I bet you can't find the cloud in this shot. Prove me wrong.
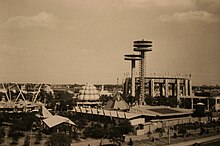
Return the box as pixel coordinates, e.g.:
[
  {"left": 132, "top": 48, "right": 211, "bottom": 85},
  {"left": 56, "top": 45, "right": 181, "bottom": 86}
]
[
  {"left": 152, "top": 0, "right": 193, "bottom": 8},
  {"left": 194, "top": 0, "right": 220, "bottom": 13},
  {"left": 1, "top": 12, "right": 61, "bottom": 29},
  {"left": 114, "top": 0, "right": 193, "bottom": 9},
  {"left": 81, "top": 49, "right": 89, "bottom": 53},
  {"left": 0, "top": 44, "right": 29, "bottom": 57},
  {"left": 159, "top": 11, "right": 219, "bottom": 23}
]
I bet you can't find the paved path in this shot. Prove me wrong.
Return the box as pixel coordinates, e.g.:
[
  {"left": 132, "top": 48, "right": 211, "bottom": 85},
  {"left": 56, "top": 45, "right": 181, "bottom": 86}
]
[
  {"left": 71, "top": 135, "right": 150, "bottom": 146},
  {"left": 71, "top": 139, "right": 101, "bottom": 146},
  {"left": 71, "top": 133, "right": 220, "bottom": 146},
  {"left": 169, "top": 134, "right": 220, "bottom": 146}
]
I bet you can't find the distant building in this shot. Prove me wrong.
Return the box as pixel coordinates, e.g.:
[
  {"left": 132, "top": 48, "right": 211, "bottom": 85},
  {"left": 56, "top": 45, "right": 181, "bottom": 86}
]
[
  {"left": 124, "top": 76, "right": 192, "bottom": 99},
  {"left": 99, "top": 85, "right": 113, "bottom": 97},
  {"left": 180, "top": 95, "right": 220, "bottom": 112}
]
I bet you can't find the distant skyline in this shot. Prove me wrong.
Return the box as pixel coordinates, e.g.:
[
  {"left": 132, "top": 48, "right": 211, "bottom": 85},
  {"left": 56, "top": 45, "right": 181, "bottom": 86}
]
[{"left": 0, "top": 0, "right": 219, "bottom": 85}]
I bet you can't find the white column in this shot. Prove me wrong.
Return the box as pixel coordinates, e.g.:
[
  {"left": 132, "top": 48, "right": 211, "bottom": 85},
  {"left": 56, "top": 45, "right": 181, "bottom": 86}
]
[
  {"left": 188, "top": 80, "right": 192, "bottom": 96},
  {"left": 176, "top": 79, "right": 180, "bottom": 100},
  {"left": 165, "top": 79, "right": 169, "bottom": 97},
  {"left": 150, "top": 79, "right": 155, "bottom": 97},
  {"left": 185, "top": 79, "right": 188, "bottom": 96}
]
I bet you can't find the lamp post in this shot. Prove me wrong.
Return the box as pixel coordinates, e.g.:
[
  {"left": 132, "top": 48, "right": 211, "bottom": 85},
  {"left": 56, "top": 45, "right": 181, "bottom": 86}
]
[
  {"left": 168, "top": 124, "right": 170, "bottom": 145},
  {"left": 30, "top": 122, "right": 33, "bottom": 146},
  {"left": 66, "top": 105, "right": 69, "bottom": 111}
]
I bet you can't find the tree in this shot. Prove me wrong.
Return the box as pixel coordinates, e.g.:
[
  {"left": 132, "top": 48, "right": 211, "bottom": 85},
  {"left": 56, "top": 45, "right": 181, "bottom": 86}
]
[
  {"left": 178, "top": 128, "right": 187, "bottom": 137},
  {"left": 173, "top": 132, "right": 177, "bottom": 138},
  {"left": 10, "top": 131, "right": 20, "bottom": 144},
  {"left": 128, "top": 138, "right": 133, "bottom": 146},
  {"left": 83, "top": 123, "right": 105, "bottom": 139},
  {"left": 167, "top": 97, "right": 178, "bottom": 107},
  {"left": 0, "top": 127, "right": 5, "bottom": 144},
  {"left": 106, "top": 126, "right": 124, "bottom": 145},
  {"left": 104, "top": 120, "right": 133, "bottom": 145},
  {"left": 23, "top": 135, "right": 30, "bottom": 146},
  {"left": 117, "top": 120, "right": 133, "bottom": 134},
  {"left": 199, "top": 127, "right": 206, "bottom": 135},
  {"left": 53, "top": 91, "right": 75, "bottom": 112},
  {"left": 45, "top": 132, "right": 71, "bottom": 146},
  {"left": 34, "top": 130, "right": 42, "bottom": 144},
  {"left": 11, "top": 113, "right": 36, "bottom": 131},
  {"left": 145, "top": 95, "right": 155, "bottom": 106},
  {"left": 155, "top": 127, "right": 165, "bottom": 137},
  {"left": 126, "top": 95, "right": 137, "bottom": 106},
  {"left": 74, "top": 116, "right": 88, "bottom": 130},
  {"left": 156, "top": 96, "right": 168, "bottom": 106},
  {"left": 179, "top": 98, "right": 191, "bottom": 109}
]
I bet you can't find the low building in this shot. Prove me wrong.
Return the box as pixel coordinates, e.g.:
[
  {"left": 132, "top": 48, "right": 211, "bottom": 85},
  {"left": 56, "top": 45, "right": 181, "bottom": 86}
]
[
  {"left": 180, "top": 95, "right": 220, "bottom": 111},
  {"left": 43, "top": 115, "right": 76, "bottom": 136},
  {"left": 105, "top": 93, "right": 129, "bottom": 111}
]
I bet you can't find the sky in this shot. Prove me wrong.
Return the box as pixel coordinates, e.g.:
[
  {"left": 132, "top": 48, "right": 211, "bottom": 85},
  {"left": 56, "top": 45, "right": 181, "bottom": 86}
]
[{"left": 0, "top": 0, "right": 219, "bottom": 85}]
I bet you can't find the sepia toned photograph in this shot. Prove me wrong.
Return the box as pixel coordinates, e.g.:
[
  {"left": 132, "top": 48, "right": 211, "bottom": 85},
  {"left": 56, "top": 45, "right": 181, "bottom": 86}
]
[{"left": 0, "top": 0, "right": 220, "bottom": 145}]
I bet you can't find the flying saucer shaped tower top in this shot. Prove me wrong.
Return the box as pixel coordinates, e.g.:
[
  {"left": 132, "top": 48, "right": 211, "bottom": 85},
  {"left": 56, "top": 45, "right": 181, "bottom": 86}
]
[{"left": 124, "top": 54, "right": 141, "bottom": 97}]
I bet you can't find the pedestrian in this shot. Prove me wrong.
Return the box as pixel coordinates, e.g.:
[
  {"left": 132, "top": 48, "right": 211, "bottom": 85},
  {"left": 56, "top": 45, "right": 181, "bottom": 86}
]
[{"left": 128, "top": 138, "right": 133, "bottom": 146}]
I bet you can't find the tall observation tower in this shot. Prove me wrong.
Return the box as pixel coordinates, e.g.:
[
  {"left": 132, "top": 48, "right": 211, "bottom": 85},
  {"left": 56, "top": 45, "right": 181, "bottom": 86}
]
[
  {"left": 133, "top": 39, "right": 152, "bottom": 105},
  {"left": 124, "top": 54, "right": 141, "bottom": 97}
]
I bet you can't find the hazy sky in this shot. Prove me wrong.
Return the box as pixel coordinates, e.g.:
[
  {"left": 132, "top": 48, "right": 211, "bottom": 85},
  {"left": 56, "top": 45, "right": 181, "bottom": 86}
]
[{"left": 0, "top": 0, "right": 219, "bottom": 85}]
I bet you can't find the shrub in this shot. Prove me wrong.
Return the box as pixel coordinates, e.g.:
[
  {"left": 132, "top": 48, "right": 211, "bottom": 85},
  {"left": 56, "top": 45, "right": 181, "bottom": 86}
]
[
  {"left": 83, "top": 123, "right": 105, "bottom": 139},
  {"left": 178, "top": 128, "right": 187, "bottom": 137}
]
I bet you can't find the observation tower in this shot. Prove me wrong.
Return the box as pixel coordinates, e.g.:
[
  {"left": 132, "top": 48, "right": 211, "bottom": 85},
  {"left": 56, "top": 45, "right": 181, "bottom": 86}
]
[
  {"left": 133, "top": 39, "right": 152, "bottom": 105},
  {"left": 124, "top": 54, "right": 141, "bottom": 97}
]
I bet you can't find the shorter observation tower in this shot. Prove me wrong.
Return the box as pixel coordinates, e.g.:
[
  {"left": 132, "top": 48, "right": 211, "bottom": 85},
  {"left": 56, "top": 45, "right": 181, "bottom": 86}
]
[
  {"left": 133, "top": 39, "right": 152, "bottom": 105},
  {"left": 124, "top": 54, "right": 141, "bottom": 98}
]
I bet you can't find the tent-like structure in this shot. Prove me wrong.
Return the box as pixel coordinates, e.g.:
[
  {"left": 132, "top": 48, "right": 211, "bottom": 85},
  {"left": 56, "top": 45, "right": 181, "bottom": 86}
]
[
  {"left": 105, "top": 93, "right": 129, "bottom": 111},
  {"left": 41, "top": 105, "right": 53, "bottom": 119},
  {"left": 78, "top": 83, "right": 100, "bottom": 101},
  {"left": 99, "top": 85, "right": 112, "bottom": 97},
  {"left": 43, "top": 115, "right": 75, "bottom": 128}
]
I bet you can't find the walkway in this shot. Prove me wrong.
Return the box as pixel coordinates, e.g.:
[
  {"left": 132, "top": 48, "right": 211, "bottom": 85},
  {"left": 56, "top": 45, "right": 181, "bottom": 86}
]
[
  {"left": 71, "top": 133, "right": 220, "bottom": 146},
  {"left": 169, "top": 134, "right": 220, "bottom": 146}
]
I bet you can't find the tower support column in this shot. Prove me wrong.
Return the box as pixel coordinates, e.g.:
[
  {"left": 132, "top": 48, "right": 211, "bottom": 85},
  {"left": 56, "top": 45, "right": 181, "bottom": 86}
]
[
  {"left": 188, "top": 80, "right": 192, "bottom": 96},
  {"left": 159, "top": 83, "right": 163, "bottom": 97},
  {"left": 124, "top": 54, "right": 141, "bottom": 98},
  {"left": 172, "top": 83, "right": 175, "bottom": 97},
  {"left": 131, "top": 60, "right": 136, "bottom": 97},
  {"left": 165, "top": 79, "right": 169, "bottom": 97},
  {"left": 191, "top": 98, "right": 194, "bottom": 109},
  {"left": 150, "top": 79, "right": 154, "bottom": 97},
  {"left": 184, "top": 79, "right": 188, "bottom": 96},
  {"left": 176, "top": 79, "right": 180, "bottom": 100}
]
